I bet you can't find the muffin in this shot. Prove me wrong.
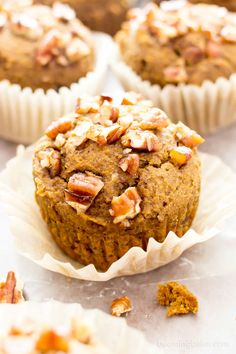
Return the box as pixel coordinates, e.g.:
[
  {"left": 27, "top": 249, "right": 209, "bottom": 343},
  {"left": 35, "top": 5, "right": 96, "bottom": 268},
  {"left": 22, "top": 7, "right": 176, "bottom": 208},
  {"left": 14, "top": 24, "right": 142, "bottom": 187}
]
[
  {"left": 0, "top": 2, "right": 94, "bottom": 90},
  {"left": 33, "top": 92, "right": 204, "bottom": 271},
  {"left": 190, "top": 0, "right": 236, "bottom": 12},
  {"left": 35, "top": 0, "right": 129, "bottom": 35},
  {"left": 116, "top": 2, "right": 236, "bottom": 86}
]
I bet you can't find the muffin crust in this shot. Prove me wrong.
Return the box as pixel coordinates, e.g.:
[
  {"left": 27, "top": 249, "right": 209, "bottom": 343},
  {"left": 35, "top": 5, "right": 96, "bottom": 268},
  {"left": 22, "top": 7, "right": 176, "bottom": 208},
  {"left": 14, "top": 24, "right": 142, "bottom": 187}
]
[{"left": 33, "top": 93, "right": 204, "bottom": 270}]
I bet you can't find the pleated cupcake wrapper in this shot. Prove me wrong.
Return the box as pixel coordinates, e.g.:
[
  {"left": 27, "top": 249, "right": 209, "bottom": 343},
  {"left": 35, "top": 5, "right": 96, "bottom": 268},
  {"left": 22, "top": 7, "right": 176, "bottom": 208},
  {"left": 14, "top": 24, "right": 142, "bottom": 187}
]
[
  {"left": 0, "top": 146, "right": 236, "bottom": 281},
  {"left": 0, "top": 33, "right": 112, "bottom": 145},
  {"left": 110, "top": 46, "right": 236, "bottom": 135},
  {"left": 0, "top": 301, "right": 158, "bottom": 354}
]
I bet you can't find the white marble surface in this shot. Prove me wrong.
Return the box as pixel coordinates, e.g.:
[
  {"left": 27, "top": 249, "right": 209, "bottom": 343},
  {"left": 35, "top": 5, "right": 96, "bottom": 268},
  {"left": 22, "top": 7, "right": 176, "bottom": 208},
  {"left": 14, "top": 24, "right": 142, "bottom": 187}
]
[{"left": 0, "top": 74, "right": 236, "bottom": 354}]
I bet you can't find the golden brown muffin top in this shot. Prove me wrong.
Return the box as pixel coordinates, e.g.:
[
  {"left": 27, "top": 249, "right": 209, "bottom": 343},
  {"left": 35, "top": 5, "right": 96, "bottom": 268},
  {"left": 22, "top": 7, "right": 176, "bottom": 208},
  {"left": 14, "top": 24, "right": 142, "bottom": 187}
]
[
  {"left": 0, "top": 2, "right": 93, "bottom": 67},
  {"left": 35, "top": 93, "right": 204, "bottom": 225}
]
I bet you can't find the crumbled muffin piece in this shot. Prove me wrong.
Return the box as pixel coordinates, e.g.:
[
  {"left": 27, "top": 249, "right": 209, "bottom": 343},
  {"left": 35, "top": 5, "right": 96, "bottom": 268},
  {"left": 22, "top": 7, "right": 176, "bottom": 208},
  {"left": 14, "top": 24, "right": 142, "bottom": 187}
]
[
  {"left": 157, "top": 281, "right": 198, "bottom": 317},
  {"left": 111, "top": 296, "right": 132, "bottom": 317}
]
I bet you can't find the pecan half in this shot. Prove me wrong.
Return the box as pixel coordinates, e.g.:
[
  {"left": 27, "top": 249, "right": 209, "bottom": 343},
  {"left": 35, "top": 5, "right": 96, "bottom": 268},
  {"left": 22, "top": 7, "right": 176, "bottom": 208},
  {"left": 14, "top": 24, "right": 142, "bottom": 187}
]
[
  {"left": 175, "top": 122, "right": 205, "bottom": 148},
  {"left": 110, "top": 187, "right": 141, "bottom": 224},
  {"left": 36, "top": 330, "right": 69, "bottom": 352},
  {"left": 38, "top": 148, "right": 61, "bottom": 178},
  {"left": 139, "top": 108, "right": 169, "bottom": 130},
  {"left": 10, "top": 13, "right": 43, "bottom": 40},
  {"left": 52, "top": 2, "right": 76, "bottom": 23},
  {"left": 121, "top": 129, "right": 160, "bottom": 152},
  {"left": 65, "top": 173, "right": 104, "bottom": 212},
  {"left": 170, "top": 146, "right": 192, "bottom": 166},
  {"left": 0, "top": 272, "right": 24, "bottom": 304},
  {"left": 45, "top": 114, "right": 75, "bottom": 140},
  {"left": 119, "top": 154, "right": 140, "bottom": 175},
  {"left": 111, "top": 296, "right": 132, "bottom": 317}
]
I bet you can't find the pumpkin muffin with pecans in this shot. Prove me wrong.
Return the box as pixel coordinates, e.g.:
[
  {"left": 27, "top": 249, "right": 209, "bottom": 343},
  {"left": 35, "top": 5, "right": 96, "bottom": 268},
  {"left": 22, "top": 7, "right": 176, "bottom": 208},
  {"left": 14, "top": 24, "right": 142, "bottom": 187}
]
[
  {"left": 0, "top": 2, "right": 94, "bottom": 90},
  {"left": 33, "top": 93, "right": 204, "bottom": 271},
  {"left": 35, "top": 0, "right": 129, "bottom": 35},
  {"left": 116, "top": 1, "right": 236, "bottom": 86}
]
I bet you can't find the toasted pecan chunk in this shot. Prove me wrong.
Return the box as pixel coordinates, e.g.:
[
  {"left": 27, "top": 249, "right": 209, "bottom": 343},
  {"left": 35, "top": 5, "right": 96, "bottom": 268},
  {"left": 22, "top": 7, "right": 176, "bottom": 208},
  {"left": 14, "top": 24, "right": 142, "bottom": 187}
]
[
  {"left": 111, "top": 296, "right": 132, "bottom": 317},
  {"left": 157, "top": 281, "right": 198, "bottom": 317},
  {"left": 38, "top": 148, "right": 61, "bottom": 178},
  {"left": 65, "top": 173, "right": 104, "bottom": 212},
  {"left": 110, "top": 187, "right": 141, "bottom": 224},
  {"left": 175, "top": 122, "right": 205, "bottom": 148},
  {"left": 71, "top": 322, "right": 91, "bottom": 345},
  {"left": 36, "top": 330, "right": 69, "bottom": 352},
  {"left": 139, "top": 108, "right": 169, "bottom": 130},
  {"left": 0, "top": 272, "right": 24, "bottom": 304},
  {"left": 121, "top": 129, "right": 160, "bottom": 152},
  {"left": 45, "top": 115, "right": 75, "bottom": 140},
  {"left": 170, "top": 146, "right": 192, "bottom": 166},
  {"left": 119, "top": 154, "right": 139, "bottom": 175},
  {"left": 52, "top": 2, "right": 76, "bottom": 23}
]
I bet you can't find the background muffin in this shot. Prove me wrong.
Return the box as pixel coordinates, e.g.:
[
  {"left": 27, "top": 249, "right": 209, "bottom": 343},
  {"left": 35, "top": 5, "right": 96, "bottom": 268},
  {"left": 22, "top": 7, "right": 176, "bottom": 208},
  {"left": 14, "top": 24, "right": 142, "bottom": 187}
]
[
  {"left": 189, "top": 0, "right": 236, "bottom": 12},
  {"left": 116, "top": 2, "right": 236, "bottom": 86},
  {"left": 35, "top": 0, "right": 130, "bottom": 35},
  {"left": 33, "top": 93, "right": 204, "bottom": 271},
  {"left": 0, "top": 2, "right": 94, "bottom": 90}
]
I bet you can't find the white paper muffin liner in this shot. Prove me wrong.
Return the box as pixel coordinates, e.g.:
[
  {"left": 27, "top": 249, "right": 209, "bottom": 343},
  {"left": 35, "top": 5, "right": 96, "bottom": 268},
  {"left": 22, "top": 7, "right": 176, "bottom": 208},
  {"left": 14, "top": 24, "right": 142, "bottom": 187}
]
[
  {"left": 110, "top": 46, "right": 236, "bottom": 135},
  {"left": 0, "top": 301, "right": 159, "bottom": 354},
  {"left": 0, "top": 33, "right": 112, "bottom": 145},
  {"left": 0, "top": 146, "right": 236, "bottom": 281}
]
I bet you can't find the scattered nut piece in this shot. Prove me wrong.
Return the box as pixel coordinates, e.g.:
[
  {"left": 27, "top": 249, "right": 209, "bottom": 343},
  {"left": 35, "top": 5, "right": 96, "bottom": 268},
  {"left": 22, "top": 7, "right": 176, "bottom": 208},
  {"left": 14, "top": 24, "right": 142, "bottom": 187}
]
[
  {"left": 0, "top": 272, "right": 24, "bottom": 304},
  {"left": 206, "top": 40, "right": 222, "bottom": 58},
  {"left": 163, "top": 66, "right": 187, "bottom": 84},
  {"left": 10, "top": 13, "right": 43, "bottom": 40},
  {"left": 221, "top": 25, "right": 236, "bottom": 43},
  {"left": 170, "top": 146, "right": 192, "bottom": 166},
  {"left": 175, "top": 122, "right": 205, "bottom": 148},
  {"left": 110, "top": 187, "right": 141, "bottom": 224},
  {"left": 38, "top": 148, "right": 61, "bottom": 178},
  {"left": 119, "top": 154, "right": 139, "bottom": 175},
  {"left": 36, "top": 330, "right": 69, "bottom": 352},
  {"left": 139, "top": 108, "right": 169, "bottom": 130},
  {"left": 65, "top": 173, "right": 104, "bottom": 212},
  {"left": 121, "top": 129, "right": 160, "bottom": 152},
  {"left": 45, "top": 114, "right": 75, "bottom": 140},
  {"left": 111, "top": 296, "right": 132, "bottom": 317},
  {"left": 157, "top": 281, "right": 198, "bottom": 317},
  {"left": 66, "top": 38, "right": 90, "bottom": 62},
  {"left": 121, "top": 92, "right": 142, "bottom": 105},
  {"left": 36, "top": 29, "right": 65, "bottom": 66},
  {"left": 71, "top": 321, "right": 91, "bottom": 345},
  {"left": 52, "top": 2, "right": 76, "bottom": 23}
]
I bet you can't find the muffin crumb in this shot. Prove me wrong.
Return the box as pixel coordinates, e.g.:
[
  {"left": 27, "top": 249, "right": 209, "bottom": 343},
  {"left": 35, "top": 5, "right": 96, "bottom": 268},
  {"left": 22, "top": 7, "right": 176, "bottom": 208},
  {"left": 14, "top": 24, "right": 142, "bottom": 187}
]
[
  {"left": 157, "top": 281, "right": 198, "bottom": 317},
  {"left": 111, "top": 296, "right": 132, "bottom": 317}
]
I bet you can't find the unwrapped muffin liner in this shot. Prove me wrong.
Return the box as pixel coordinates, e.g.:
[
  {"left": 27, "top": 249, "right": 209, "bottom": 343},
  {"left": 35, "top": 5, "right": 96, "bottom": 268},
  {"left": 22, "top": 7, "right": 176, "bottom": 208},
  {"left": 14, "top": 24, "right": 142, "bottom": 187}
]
[
  {"left": 110, "top": 46, "right": 236, "bottom": 135},
  {"left": 0, "top": 301, "right": 158, "bottom": 354},
  {"left": 0, "top": 33, "right": 112, "bottom": 145},
  {"left": 0, "top": 146, "right": 236, "bottom": 281}
]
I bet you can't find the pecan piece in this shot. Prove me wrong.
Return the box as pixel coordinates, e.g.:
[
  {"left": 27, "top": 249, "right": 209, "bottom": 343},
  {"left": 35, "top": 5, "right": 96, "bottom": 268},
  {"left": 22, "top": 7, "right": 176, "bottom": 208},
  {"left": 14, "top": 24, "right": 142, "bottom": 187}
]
[
  {"left": 139, "top": 108, "right": 169, "bottom": 130},
  {"left": 182, "top": 46, "right": 204, "bottom": 65},
  {"left": 45, "top": 114, "right": 75, "bottom": 140},
  {"left": 52, "top": 2, "right": 76, "bottom": 23},
  {"left": 36, "top": 29, "right": 64, "bottom": 66},
  {"left": 71, "top": 321, "right": 91, "bottom": 344},
  {"left": 36, "top": 330, "right": 69, "bottom": 352},
  {"left": 66, "top": 38, "right": 90, "bottom": 62},
  {"left": 0, "top": 272, "right": 24, "bottom": 304},
  {"left": 87, "top": 124, "right": 121, "bottom": 145},
  {"left": 111, "top": 296, "right": 132, "bottom": 317},
  {"left": 76, "top": 97, "right": 100, "bottom": 114},
  {"left": 221, "top": 25, "right": 236, "bottom": 43},
  {"left": 170, "top": 146, "right": 192, "bottom": 166},
  {"left": 119, "top": 154, "right": 139, "bottom": 175},
  {"left": 99, "top": 103, "right": 119, "bottom": 125},
  {"left": 110, "top": 187, "right": 141, "bottom": 224},
  {"left": 206, "top": 40, "right": 223, "bottom": 58},
  {"left": 175, "top": 122, "right": 205, "bottom": 148},
  {"left": 163, "top": 66, "right": 187, "bottom": 84},
  {"left": 121, "top": 129, "right": 160, "bottom": 152},
  {"left": 10, "top": 13, "right": 43, "bottom": 40},
  {"left": 38, "top": 149, "right": 61, "bottom": 178},
  {"left": 65, "top": 173, "right": 104, "bottom": 212},
  {"left": 121, "top": 92, "right": 142, "bottom": 105}
]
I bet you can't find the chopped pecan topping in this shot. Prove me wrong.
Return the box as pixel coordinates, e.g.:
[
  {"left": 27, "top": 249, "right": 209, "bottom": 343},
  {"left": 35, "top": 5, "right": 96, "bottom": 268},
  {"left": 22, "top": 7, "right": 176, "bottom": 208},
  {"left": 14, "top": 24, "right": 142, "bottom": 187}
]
[
  {"left": 175, "top": 122, "right": 205, "bottom": 148},
  {"left": 0, "top": 13, "right": 7, "bottom": 30},
  {"left": 52, "top": 2, "right": 76, "bottom": 23},
  {"left": 121, "top": 92, "right": 143, "bottom": 105},
  {"left": 111, "top": 296, "right": 132, "bottom": 317},
  {"left": 71, "top": 322, "right": 91, "bottom": 344},
  {"left": 110, "top": 187, "right": 141, "bottom": 224},
  {"left": 66, "top": 38, "right": 90, "bottom": 62},
  {"left": 36, "top": 330, "right": 69, "bottom": 352},
  {"left": 119, "top": 154, "right": 139, "bottom": 175},
  {"left": 221, "top": 25, "right": 236, "bottom": 43},
  {"left": 45, "top": 114, "right": 75, "bottom": 140},
  {"left": 36, "top": 29, "right": 61, "bottom": 66},
  {"left": 206, "top": 40, "right": 223, "bottom": 58},
  {"left": 99, "top": 103, "right": 119, "bottom": 125},
  {"left": 38, "top": 149, "right": 61, "bottom": 178},
  {"left": 0, "top": 272, "right": 24, "bottom": 304},
  {"left": 76, "top": 97, "right": 100, "bottom": 114},
  {"left": 139, "top": 108, "right": 169, "bottom": 130},
  {"left": 182, "top": 46, "right": 204, "bottom": 65},
  {"left": 10, "top": 13, "right": 43, "bottom": 40},
  {"left": 121, "top": 129, "right": 160, "bottom": 152},
  {"left": 99, "top": 95, "right": 113, "bottom": 104},
  {"left": 65, "top": 173, "right": 104, "bottom": 212},
  {"left": 170, "top": 146, "right": 192, "bottom": 166},
  {"left": 87, "top": 124, "right": 121, "bottom": 145},
  {"left": 163, "top": 66, "right": 187, "bottom": 84}
]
